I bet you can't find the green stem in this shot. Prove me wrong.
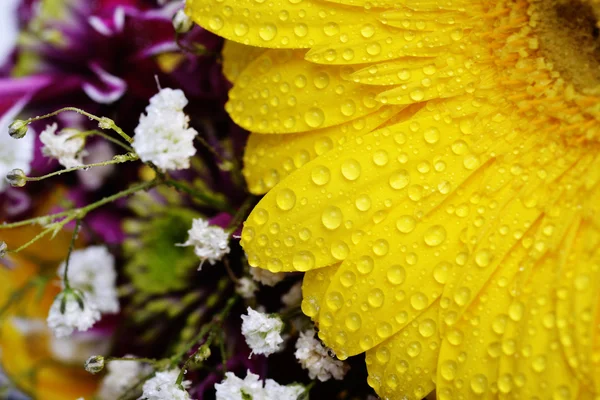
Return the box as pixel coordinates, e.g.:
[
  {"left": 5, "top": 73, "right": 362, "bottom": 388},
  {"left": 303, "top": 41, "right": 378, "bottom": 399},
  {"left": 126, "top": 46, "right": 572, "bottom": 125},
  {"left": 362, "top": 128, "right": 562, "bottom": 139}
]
[
  {"left": 6, "top": 180, "right": 159, "bottom": 252},
  {"left": 80, "top": 130, "right": 134, "bottom": 152},
  {"left": 25, "top": 107, "right": 132, "bottom": 143},
  {"left": 163, "top": 179, "right": 232, "bottom": 212},
  {"left": 62, "top": 219, "right": 81, "bottom": 289},
  {"left": 171, "top": 296, "right": 238, "bottom": 374},
  {"left": 25, "top": 155, "right": 137, "bottom": 182},
  {"left": 106, "top": 356, "right": 161, "bottom": 365}
]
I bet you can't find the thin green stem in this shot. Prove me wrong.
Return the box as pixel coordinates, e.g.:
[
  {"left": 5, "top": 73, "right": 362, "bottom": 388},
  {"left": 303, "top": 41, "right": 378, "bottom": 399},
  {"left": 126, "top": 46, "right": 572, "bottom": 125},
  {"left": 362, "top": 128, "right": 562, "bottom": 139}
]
[
  {"left": 227, "top": 195, "right": 257, "bottom": 234},
  {"left": 25, "top": 107, "right": 132, "bottom": 143},
  {"left": 163, "top": 179, "right": 232, "bottom": 212},
  {"left": 62, "top": 219, "right": 81, "bottom": 289},
  {"left": 25, "top": 155, "right": 137, "bottom": 182},
  {"left": 80, "top": 130, "right": 134, "bottom": 152},
  {"left": 106, "top": 356, "right": 161, "bottom": 365},
  {"left": 6, "top": 180, "right": 159, "bottom": 252},
  {"left": 171, "top": 296, "right": 238, "bottom": 367}
]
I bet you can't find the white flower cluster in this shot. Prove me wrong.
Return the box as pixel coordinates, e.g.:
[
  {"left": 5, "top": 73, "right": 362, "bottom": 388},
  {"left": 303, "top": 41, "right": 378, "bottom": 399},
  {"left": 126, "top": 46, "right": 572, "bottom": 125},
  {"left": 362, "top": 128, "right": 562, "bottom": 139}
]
[
  {"left": 235, "top": 277, "right": 258, "bottom": 299},
  {"left": 215, "top": 370, "right": 304, "bottom": 400},
  {"left": 249, "top": 267, "right": 286, "bottom": 287},
  {"left": 47, "top": 245, "right": 119, "bottom": 337},
  {"left": 132, "top": 88, "right": 197, "bottom": 171},
  {"left": 180, "top": 217, "right": 230, "bottom": 268},
  {"left": 58, "top": 245, "right": 120, "bottom": 314},
  {"left": 241, "top": 307, "right": 284, "bottom": 356},
  {"left": 98, "top": 357, "right": 152, "bottom": 400},
  {"left": 46, "top": 290, "right": 101, "bottom": 338},
  {"left": 140, "top": 369, "right": 191, "bottom": 400},
  {"left": 294, "top": 329, "right": 348, "bottom": 382},
  {"left": 39, "top": 123, "right": 88, "bottom": 168}
]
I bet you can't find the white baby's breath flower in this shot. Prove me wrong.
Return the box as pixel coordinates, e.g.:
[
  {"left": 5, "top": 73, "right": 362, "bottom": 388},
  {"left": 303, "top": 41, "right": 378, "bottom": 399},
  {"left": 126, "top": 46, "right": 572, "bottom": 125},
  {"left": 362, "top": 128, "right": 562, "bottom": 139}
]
[
  {"left": 179, "top": 218, "right": 230, "bottom": 268},
  {"left": 241, "top": 307, "right": 284, "bottom": 356},
  {"left": 294, "top": 329, "right": 348, "bottom": 382},
  {"left": 39, "top": 123, "right": 88, "bottom": 168},
  {"left": 263, "top": 380, "right": 305, "bottom": 400},
  {"left": 215, "top": 370, "right": 264, "bottom": 400},
  {"left": 249, "top": 267, "right": 286, "bottom": 287},
  {"left": 140, "top": 369, "right": 191, "bottom": 400},
  {"left": 236, "top": 277, "right": 258, "bottom": 299},
  {"left": 58, "top": 245, "right": 119, "bottom": 314},
  {"left": 132, "top": 88, "right": 197, "bottom": 171},
  {"left": 98, "top": 357, "right": 152, "bottom": 400},
  {"left": 281, "top": 282, "right": 302, "bottom": 308},
  {"left": 215, "top": 370, "right": 305, "bottom": 400},
  {"left": 47, "top": 289, "right": 101, "bottom": 338}
]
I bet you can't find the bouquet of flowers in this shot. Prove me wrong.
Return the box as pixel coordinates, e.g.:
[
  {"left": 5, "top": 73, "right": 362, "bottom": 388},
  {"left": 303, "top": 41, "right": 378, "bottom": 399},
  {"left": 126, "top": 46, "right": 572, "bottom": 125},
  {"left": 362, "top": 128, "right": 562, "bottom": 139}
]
[{"left": 2, "top": 0, "right": 599, "bottom": 399}]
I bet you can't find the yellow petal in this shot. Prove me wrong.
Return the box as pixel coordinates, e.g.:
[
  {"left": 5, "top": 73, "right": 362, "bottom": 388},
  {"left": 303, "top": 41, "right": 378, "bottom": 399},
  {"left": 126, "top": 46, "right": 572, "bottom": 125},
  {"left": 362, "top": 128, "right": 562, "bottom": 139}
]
[
  {"left": 186, "top": 0, "right": 373, "bottom": 49},
  {"left": 301, "top": 264, "right": 341, "bottom": 322},
  {"left": 365, "top": 305, "right": 440, "bottom": 400},
  {"left": 243, "top": 106, "right": 402, "bottom": 194},
  {"left": 242, "top": 104, "right": 485, "bottom": 273},
  {"left": 222, "top": 41, "right": 266, "bottom": 83},
  {"left": 225, "top": 49, "right": 382, "bottom": 134}
]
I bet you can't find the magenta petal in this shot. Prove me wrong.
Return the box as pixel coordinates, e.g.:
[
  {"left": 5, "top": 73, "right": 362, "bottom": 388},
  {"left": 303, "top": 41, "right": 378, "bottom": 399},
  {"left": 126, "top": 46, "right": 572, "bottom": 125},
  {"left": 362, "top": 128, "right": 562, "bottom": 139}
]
[{"left": 82, "top": 62, "right": 127, "bottom": 104}]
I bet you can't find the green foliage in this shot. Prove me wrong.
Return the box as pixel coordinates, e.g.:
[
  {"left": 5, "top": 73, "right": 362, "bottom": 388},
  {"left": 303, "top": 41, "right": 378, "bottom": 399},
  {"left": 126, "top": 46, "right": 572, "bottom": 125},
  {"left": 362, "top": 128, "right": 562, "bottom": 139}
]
[{"left": 125, "top": 207, "right": 201, "bottom": 295}]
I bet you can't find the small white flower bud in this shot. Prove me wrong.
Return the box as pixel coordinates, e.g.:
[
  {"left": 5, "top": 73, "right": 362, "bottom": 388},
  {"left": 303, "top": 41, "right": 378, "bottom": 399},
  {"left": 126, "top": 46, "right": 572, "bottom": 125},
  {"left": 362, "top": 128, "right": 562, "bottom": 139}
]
[
  {"left": 6, "top": 168, "right": 27, "bottom": 187},
  {"left": 0, "top": 241, "right": 7, "bottom": 258},
  {"left": 98, "top": 117, "right": 114, "bottom": 130},
  {"left": 84, "top": 355, "right": 105, "bottom": 374},
  {"left": 173, "top": 9, "right": 193, "bottom": 34},
  {"left": 8, "top": 119, "right": 29, "bottom": 139},
  {"left": 193, "top": 345, "right": 211, "bottom": 363}
]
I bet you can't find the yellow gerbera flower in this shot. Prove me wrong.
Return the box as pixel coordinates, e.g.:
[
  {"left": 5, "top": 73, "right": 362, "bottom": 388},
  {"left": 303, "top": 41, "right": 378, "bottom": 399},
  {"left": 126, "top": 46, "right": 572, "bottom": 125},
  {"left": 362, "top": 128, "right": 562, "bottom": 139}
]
[{"left": 187, "top": 0, "right": 600, "bottom": 398}]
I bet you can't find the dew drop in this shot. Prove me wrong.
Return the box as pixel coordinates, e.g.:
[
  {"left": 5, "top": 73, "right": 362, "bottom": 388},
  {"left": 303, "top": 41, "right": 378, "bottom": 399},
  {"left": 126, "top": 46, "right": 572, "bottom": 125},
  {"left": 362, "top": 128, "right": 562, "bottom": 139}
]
[
  {"left": 292, "top": 251, "right": 315, "bottom": 271},
  {"left": 356, "top": 255, "right": 374, "bottom": 274},
  {"left": 372, "top": 150, "right": 389, "bottom": 166},
  {"left": 368, "top": 288, "right": 384, "bottom": 308},
  {"left": 424, "top": 225, "right": 447, "bottom": 247},
  {"left": 423, "top": 127, "right": 440, "bottom": 144},
  {"left": 259, "top": 23, "right": 277, "bottom": 41},
  {"left": 470, "top": 374, "right": 488, "bottom": 395},
  {"left": 386, "top": 265, "right": 406, "bottom": 285},
  {"left": 410, "top": 292, "right": 428, "bottom": 310},
  {"left": 340, "top": 100, "right": 356, "bottom": 116},
  {"left": 321, "top": 206, "right": 343, "bottom": 230},
  {"left": 325, "top": 291, "right": 344, "bottom": 311},
  {"left": 396, "top": 215, "right": 417, "bottom": 233},
  {"left": 209, "top": 16, "right": 224, "bottom": 31},
  {"left": 345, "top": 312, "right": 362, "bottom": 332},
  {"left": 311, "top": 165, "right": 331, "bottom": 186},
  {"left": 372, "top": 239, "right": 389, "bottom": 256},
  {"left": 275, "top": 188, "right": 296, "bottom": 211},
  {"left": 441, "top": 360, "right": 457, "bottom": 380},
  {"left": 252, "top": 208, "right": 269, "bottom": 225},
  {"left": 341, "top": 159, "right": 362, "bottom": 181},
  {"left": 389, "top": 169, "right": 410, "bottom": 190},
  {"left": 331, "top": 240, "right": 350, "bottom": 260},
  {"left": 474, "top": 249, "right": 491, "bottom": 267},
  {"left": 304, "top": 107, "right": 325, "bottom": 128},
  {"left": 234, "top": 22, "right": 249, "bottom": 36},
  {"left": 355, "top": 194, "right": 372, "bottom": 211}
]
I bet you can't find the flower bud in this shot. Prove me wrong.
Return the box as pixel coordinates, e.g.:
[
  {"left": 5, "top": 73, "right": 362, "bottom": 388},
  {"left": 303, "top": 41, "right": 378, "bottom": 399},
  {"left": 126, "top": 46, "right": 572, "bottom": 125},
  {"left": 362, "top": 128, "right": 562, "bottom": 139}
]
[
  {"left": 98, "top": 117, "right": 114, "bottom": 130},
  {"left": 84, "top": 355, "right": 105, "bottom": 374},
  {"left": 6, "top": 169, "right": 27, "bottom": 188},
  {"left": 173, "top": 9, "right": 193, "bottom": 34},
  {"left": 0, "top": 242, "right": 7, "bottom": 258},
  {"left": 8, "top": 120, "right": 29, "bottom": 139},
  {"left": 193, "top": 344, "right": 211, "bottom": 363}
]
